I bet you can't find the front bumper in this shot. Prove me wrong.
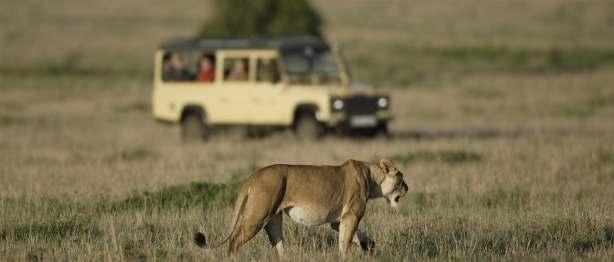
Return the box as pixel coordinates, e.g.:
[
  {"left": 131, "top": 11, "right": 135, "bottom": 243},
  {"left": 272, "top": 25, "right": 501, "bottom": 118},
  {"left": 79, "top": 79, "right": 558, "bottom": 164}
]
[
  {"left": 326, "top": 95, "right": 392, "bottom": 129},
  {"left": 329, "top": 110, "right": 392, "bottom": 129}
]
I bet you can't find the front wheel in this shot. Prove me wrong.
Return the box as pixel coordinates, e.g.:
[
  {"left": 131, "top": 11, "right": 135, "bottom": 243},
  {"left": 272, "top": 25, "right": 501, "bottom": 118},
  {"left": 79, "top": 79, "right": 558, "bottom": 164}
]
[
  {"left": 181, "top": 113, "right": 208, "bottom": 142},
  {"left": 294, "top": 113, "right": 324, "bottom": 141},
  {"left": 374, "top": 122, "right": 390, "bottom": 137},
  {"left": 360, "top": 123, "right": 390, "bottom": 138}
]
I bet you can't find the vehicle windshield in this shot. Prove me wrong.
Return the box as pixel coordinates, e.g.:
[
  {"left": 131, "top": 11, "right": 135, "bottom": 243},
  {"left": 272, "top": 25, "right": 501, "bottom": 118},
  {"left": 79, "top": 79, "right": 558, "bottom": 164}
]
[{"left": 281, "top": 47, "right": 342, "bottom": 85}]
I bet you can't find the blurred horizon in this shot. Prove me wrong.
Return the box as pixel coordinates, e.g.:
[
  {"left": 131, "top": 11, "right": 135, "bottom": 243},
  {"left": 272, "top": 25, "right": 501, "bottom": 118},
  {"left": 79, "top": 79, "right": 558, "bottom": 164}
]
[{"left": 2, "top": 0, "right": 614, "bottom": 87}]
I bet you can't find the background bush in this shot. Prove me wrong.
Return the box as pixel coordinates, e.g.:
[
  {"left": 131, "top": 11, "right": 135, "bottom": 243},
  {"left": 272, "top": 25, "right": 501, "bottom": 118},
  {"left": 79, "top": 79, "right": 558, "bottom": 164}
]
[{"left": 198, "top": 0, "right": 323, "bottom": 37}]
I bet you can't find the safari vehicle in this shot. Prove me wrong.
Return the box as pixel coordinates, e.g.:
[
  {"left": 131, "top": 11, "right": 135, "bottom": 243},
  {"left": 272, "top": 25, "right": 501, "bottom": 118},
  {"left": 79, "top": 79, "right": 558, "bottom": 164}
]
[{"left": 152, "top": 36, "right": 391, "bottom": 141}]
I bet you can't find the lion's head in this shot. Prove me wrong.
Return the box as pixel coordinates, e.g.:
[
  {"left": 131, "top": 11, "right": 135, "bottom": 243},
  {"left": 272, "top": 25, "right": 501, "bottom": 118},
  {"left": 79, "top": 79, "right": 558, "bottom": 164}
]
[{"left": 378, "top": 159, "right": 409, "bottom": 209}]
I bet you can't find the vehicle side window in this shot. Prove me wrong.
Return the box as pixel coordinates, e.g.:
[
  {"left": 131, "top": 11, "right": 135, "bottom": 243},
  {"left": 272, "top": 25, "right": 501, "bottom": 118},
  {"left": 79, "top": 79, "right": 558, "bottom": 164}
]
[
  {"left": 223, "top": 57, "right": 249, "bottom": 82},
  {"left": 195, "top": 53, "right": 216, "bottom": 83},
  {"left": 161, "top": 51, "right": 218, "bottom": 83},
  {"left": 162, "top": 52, "right": 193, "bottom": 82},
  {"left": 256, "top": 58, "right": 280, "bottom": 83}
]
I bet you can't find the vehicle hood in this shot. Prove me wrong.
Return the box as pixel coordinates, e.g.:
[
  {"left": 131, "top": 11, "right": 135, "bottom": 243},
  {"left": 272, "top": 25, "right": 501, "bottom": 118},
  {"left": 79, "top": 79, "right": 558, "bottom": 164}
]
[
  {"left": 286, "top": 82, "right": 388, "bottom": 98},
  {"left": 331, "top": 82, "right": 388, "bottom": 97}
]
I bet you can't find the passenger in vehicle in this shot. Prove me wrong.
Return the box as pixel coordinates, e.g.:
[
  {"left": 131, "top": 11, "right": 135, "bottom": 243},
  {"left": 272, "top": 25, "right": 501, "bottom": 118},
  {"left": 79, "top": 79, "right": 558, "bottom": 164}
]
[
  {"left": 163, "top": 52, "right": 191, "bottom": 81},
  {"left": 196, "top": 55, "right": 215, "bottom": 82},
  {"left": 257, "top": 59, "right": 280, "bottom": 83},
  {"left": 227, "top": 59, "right": 248, "bottom": 81}
]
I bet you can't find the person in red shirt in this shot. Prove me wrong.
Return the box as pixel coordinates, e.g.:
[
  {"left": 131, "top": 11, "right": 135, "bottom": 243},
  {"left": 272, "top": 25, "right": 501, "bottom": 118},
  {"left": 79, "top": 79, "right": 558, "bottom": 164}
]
[{"left": 196, "top": 55, "right": 215, "bottom": 82}]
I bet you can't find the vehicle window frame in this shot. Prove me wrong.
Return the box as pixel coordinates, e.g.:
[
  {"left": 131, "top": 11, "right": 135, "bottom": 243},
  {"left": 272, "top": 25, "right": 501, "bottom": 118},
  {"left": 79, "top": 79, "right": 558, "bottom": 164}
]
[
  {"left": 157, "top": 50, "right": 219, "bottom": 85},
  {"left": 219, "top": 51, "right": 253, "bottom": 84},
  {"left": 280, "top": 47, "right": 342, "bottom": 85},
  {"left": 160, "top": 51, "right": 195, "bottom": 83},
  {"left": 193, "top": 52, "right": 217, "bottom": 84},
  {"left": 255, "top": 56, "right": 282, "bottom": 84}
]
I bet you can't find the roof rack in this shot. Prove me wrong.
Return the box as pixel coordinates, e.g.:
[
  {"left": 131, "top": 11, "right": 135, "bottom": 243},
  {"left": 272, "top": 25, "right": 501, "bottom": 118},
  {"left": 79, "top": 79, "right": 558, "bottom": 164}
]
[{"left": 159, "top": 35, "right": 329, "bottom": 52}]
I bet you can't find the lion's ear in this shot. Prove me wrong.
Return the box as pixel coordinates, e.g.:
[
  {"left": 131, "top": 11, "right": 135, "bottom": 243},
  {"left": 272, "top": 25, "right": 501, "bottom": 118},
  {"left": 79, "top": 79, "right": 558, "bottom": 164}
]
[{"left": 379, "top": 159, "right": 395, "bottom": 174}]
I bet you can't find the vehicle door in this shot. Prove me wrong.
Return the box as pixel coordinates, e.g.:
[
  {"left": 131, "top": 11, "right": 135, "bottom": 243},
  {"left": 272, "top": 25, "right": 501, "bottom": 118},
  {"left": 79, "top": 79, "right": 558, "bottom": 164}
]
[
  {"left": 248, "top": 51, "right": 288, "bottom": 125},
  {"left": 210, "top": 50, "right": 253, "bottom": 124}
]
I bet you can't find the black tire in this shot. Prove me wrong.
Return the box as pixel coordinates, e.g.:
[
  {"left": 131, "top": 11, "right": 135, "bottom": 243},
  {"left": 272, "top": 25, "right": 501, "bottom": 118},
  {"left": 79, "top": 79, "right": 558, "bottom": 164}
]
[
  {"left": 361, "top": 123, "right": 389, "bottom": 138},
  {"left": 294, "top": 112, "right": 323, "bottom": 141},
  {"left": 375, "top": 122, "right": 390, "bottom": 138},
  {"left": 181, "top": 113, "right": 207, "bottom": 142}
]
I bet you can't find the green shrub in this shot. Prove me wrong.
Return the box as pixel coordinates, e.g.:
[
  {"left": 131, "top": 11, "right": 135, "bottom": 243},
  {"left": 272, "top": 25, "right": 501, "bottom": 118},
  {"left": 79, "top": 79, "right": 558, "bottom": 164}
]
[{"left": 198, "top": 0, "right": 323, "bottom": 37}]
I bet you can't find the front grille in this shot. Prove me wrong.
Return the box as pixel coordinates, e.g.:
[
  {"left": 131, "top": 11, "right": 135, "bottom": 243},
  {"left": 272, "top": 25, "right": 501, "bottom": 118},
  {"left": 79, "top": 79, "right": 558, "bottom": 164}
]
[{"left": 344, "top": 96, "right": 378, "bottom": 115}]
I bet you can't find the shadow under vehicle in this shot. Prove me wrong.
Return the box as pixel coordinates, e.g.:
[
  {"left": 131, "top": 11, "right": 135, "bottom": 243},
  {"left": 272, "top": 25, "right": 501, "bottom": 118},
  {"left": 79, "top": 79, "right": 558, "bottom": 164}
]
[{"left": 152, "top": 36, "right": 392, "bottom": 141}]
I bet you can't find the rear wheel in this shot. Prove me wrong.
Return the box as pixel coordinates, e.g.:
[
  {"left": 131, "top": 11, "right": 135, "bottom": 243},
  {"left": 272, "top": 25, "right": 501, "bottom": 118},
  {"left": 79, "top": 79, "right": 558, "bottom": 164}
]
[
  {"left": 294, "top": 112, "right": 323, "bottom": 141},
  {"left": 181, "top": 113, "right": 207, "bottom": 142}
]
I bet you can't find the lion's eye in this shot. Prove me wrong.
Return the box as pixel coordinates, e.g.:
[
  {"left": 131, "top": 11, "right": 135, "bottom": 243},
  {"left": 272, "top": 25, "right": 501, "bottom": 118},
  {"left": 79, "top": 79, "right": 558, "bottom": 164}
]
[{"left": 394, "top": 196, "right": 400, "bottom": 202}]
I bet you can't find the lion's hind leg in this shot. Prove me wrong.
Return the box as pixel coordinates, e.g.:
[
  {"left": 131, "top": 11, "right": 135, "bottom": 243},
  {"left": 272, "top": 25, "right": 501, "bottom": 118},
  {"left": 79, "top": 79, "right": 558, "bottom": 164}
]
[
  {"left": 228, "top": 222, "right": 264, "bottom": 254},
  {"left": 264, "top": 213, "right": 285, "bottom": 257},
  {"left": 227, "top": 190, "right": 276, "bottom": 255}
]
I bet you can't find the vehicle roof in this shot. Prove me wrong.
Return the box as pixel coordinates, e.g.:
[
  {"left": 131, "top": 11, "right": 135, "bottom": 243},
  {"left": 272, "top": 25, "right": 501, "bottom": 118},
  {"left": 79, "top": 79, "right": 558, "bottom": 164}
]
[{"left": 159, "top": 35, "right": 329, "bottom": 52}]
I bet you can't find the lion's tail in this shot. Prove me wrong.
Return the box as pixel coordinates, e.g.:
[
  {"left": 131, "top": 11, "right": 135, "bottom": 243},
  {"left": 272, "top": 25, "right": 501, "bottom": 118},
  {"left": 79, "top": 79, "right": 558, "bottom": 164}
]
[{"left": 194, "top": 188, "right": 249, "bottom": 249}]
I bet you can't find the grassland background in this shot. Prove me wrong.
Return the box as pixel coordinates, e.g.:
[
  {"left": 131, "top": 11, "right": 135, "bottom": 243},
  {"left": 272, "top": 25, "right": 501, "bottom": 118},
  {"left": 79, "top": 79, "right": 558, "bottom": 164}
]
[{"left": 1, "top": 0, "right": 614, "bottom": 260}]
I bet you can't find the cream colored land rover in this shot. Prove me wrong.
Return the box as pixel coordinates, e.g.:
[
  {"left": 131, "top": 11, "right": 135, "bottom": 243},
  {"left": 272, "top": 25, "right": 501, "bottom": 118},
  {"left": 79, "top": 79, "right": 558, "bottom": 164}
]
[{"left": 152, "top": 36, "right": 391, "bottom": 141}]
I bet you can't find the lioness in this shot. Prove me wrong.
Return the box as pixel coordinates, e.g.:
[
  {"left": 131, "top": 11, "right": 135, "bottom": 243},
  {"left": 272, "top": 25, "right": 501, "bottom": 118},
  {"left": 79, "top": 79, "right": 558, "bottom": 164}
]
[{"left": 194, "top": 159, "right": 408, "bottom": 258}]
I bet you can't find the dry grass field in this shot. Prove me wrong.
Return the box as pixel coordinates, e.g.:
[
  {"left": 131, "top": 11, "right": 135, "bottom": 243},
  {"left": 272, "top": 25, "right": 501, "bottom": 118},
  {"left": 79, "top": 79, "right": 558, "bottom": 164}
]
[{"left": 2, "top": 0, "right": 614, "bottom": 260}]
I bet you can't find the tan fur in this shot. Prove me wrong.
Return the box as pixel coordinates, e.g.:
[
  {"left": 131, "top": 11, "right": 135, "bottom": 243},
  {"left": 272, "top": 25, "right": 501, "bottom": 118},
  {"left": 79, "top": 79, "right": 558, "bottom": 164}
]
[{"left": 194, "top": 159, "right": 409, "bottom": 258}]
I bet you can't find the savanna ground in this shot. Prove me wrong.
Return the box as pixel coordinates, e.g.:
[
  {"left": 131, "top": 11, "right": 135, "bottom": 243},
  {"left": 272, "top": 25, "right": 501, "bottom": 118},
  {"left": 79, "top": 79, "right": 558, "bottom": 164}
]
[{"left": 2, "top": 0, "right": 614, "bottom": 260}]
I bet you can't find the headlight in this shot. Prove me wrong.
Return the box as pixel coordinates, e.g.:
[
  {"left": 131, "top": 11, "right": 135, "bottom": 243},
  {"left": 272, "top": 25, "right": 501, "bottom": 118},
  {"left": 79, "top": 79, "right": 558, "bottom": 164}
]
[
  {"left": 377, "top": 97, "right": 388, "bottom": 108},
  {"left": 333, "top": 99, "right": 344, "bottom": 110}
]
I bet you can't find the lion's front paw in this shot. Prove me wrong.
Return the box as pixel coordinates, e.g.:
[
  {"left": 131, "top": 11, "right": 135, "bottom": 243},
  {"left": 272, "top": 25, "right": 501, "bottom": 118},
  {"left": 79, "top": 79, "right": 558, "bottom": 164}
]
[{"left": 360, "top": 238, "right": 375, "bottom": 254}]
